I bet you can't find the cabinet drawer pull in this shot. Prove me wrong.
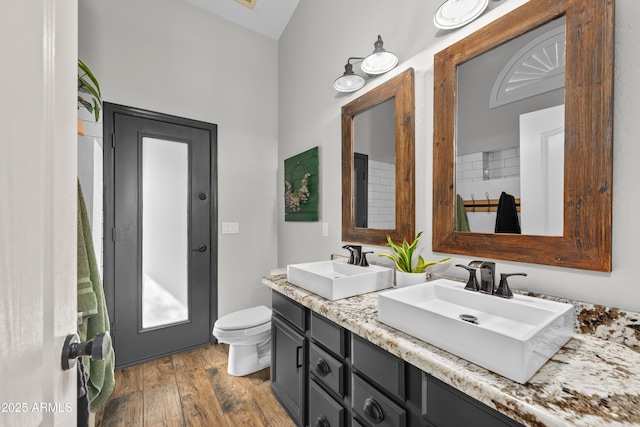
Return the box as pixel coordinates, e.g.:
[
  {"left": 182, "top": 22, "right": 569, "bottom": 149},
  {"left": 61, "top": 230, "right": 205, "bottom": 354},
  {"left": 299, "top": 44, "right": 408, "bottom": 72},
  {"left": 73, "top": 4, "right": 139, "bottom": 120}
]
[
  {"left": 315, "top": 414, "right": 331, "bottom": 427},
  {"left": 315, "top": 358, "right": 331, "bottom": 377},
  {"left": 296, "top": 345, "right": 303, "bottom": 368},
  {"left": 363, "top": 397, "right": 384, "bottom": 423}
]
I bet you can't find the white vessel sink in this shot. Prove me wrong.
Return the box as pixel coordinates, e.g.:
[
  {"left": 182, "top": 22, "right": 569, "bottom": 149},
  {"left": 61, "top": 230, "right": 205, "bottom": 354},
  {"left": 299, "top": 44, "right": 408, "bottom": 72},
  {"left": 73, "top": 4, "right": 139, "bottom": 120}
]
[
  {"left": 377, "top": 278, "right": 574, "bottom": 383},
  {"left": 287, "top": 260, "right": 393, "bottom": 301}
]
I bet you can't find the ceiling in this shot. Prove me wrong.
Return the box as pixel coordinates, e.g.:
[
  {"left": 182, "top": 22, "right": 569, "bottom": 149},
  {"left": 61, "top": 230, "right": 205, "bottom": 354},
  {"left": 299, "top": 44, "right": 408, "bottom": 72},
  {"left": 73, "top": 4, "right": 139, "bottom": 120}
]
[{"left": 182, "top": 0, "right": 300, "bottom": 40}]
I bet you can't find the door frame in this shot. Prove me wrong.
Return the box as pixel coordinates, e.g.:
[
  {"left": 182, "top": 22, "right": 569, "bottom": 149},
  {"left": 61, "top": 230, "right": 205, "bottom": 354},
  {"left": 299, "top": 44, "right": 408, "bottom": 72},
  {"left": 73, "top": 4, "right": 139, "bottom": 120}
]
[{"left": 102, "top": 102, "right": 219, "bottom": 355}]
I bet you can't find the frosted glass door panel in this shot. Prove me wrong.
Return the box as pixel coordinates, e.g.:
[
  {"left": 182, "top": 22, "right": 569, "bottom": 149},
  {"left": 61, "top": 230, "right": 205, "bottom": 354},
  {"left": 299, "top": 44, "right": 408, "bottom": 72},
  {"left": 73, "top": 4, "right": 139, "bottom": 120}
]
[{"left": 142, "top": 137, "right": 189, "bottom": 329}]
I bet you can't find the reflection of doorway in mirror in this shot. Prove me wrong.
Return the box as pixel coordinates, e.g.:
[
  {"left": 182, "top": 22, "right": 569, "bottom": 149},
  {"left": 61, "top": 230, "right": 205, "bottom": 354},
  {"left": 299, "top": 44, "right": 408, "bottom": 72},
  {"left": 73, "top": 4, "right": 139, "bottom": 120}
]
[
  {"left": 519, "top": 104, "right": 564, "bottom": 236},
  {"left": 354, "top": 153, "right": 368, "bottom": 228},
  {"left": 353, "top": 97, "right": 396, "bottom": 230},
  {"left": 353, "top": 152, "right": 396, "bottom": 229}
]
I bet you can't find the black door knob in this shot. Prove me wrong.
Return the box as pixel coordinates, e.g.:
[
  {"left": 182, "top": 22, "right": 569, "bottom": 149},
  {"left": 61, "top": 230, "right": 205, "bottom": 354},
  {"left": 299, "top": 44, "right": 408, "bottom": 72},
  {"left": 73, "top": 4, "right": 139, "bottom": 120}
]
[
  {"left": 193, "top": 245, "right": 207, "bottom": 252},
  {"left": 61, "top": 331, "right": 111, "bottom": 370}
]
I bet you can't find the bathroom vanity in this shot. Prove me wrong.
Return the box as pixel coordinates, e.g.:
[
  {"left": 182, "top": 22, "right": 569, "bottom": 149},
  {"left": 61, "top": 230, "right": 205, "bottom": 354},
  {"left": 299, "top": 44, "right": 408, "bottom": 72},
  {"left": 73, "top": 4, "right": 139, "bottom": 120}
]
[{"left": 264, "top": 274, "right": 640, "bottom": 426}]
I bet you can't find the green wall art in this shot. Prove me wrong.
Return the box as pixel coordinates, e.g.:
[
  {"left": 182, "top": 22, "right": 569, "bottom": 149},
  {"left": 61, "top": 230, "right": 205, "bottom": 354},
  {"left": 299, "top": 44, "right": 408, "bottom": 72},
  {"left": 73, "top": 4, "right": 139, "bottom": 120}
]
[{"left": 284, "top": 146, "right": 319, "bottom": 221}]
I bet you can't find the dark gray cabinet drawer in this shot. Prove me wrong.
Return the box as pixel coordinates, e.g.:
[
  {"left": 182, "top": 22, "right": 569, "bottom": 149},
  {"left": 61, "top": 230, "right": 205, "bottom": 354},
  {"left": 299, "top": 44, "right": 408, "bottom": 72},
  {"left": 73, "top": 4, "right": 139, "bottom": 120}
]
[
  {"left": 310, "top": 343, "right": 344, "bottom": 397},
  {"left": 311, "top": 312, "right": 346, "bottom": 357},
  {"left": 352, "top": 374, "right": 406, "bottom": 427},
  {"left": 352, "top": 334, "right": 405, "bottom": 400},
  {"left": 309, "top": 379, "right": 345, "bottom": 427},
  {"left": 272, "top": 291, "right": 306, "bottom": 332}
]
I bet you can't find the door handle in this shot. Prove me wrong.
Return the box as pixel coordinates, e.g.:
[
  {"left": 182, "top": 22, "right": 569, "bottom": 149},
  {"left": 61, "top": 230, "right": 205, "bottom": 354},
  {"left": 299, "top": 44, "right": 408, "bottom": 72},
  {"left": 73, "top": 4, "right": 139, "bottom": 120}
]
[
  {"left": 61, "top": 332, "right": 111, "bottom": 370},
  {"left": 315, "top": 414, "right": 330, "bottom": 427},
  {"left": 315, "top": 358, "right": 331, "bottom": 377},
  {"left": 192, "top": 245, "right": 207, "bottom": 252},
  {"left": 295, "top": 345, "right": 303, "bottom": 368}
]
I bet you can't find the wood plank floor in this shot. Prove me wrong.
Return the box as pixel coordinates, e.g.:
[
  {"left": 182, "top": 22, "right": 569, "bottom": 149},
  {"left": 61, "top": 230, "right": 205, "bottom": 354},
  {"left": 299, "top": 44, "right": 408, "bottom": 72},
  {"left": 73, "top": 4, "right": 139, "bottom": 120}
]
[{"left": 95, "top": 344, "right": 296, "bottom": 427}]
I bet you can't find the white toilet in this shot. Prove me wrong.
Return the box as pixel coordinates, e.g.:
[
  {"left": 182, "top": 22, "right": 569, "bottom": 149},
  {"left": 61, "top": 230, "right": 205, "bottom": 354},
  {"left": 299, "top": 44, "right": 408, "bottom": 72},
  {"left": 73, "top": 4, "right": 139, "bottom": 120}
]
[{"left": 212, "top": 305, "right": 272, "bottom": 376}]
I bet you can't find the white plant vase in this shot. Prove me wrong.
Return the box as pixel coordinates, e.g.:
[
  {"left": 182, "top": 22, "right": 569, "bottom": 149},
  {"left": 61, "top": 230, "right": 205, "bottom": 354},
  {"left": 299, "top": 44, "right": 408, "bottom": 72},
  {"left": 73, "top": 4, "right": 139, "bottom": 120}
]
[{"left": 395, "top": 270, "right": 427, "bottom": 288}]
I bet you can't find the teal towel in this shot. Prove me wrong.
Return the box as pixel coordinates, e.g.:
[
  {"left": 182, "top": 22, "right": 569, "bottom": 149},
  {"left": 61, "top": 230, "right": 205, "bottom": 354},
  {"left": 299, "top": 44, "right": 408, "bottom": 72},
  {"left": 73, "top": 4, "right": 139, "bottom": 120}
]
[
  {"left": 456, "top": 194, "right": 470, "bottom": 232},
  {"left": 77, "top": 180, "right": 115, "bottom": 412}
]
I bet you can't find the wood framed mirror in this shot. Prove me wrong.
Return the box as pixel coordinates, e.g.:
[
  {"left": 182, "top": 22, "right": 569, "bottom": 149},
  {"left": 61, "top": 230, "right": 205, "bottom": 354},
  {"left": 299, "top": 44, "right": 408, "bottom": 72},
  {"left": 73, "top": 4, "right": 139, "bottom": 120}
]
[
  {"left": 342, "top": 68, "right": 415, "bottom": 245},
  {"left": 433, "top": 0, "right": 614, "bottom": 271}
]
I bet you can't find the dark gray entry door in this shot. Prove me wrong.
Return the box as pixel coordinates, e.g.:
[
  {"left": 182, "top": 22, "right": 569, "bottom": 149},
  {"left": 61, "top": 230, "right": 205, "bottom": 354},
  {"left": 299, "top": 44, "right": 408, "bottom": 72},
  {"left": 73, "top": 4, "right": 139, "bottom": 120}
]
[{"left": 104, "top": 104, "right": 217, "bottom": 368}]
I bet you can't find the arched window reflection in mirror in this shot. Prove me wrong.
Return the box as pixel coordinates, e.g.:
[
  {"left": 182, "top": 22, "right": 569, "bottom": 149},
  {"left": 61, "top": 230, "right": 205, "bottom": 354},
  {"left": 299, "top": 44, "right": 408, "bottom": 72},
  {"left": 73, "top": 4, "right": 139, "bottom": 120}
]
[
  {"left": 433, "top": 0, "right": 614, "bottom": 271},
  {"left": 342, "top": 68, "right": 415, "bottom": 246}
]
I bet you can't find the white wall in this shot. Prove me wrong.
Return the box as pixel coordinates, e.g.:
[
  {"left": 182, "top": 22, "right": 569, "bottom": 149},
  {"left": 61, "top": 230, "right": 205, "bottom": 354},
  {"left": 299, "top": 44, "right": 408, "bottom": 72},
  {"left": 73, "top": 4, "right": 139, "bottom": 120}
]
[
  {"left": 79, "top": 0, "right": 279, "bottom": 317},
  {"left": 77, "top": 107, "right": 104, "bottom": 271},
  {"left": 279, "top": 0, "right": 640, "bottom": 312},
  {"left": 355, "top": 98, "right": 395, "bottom": 164}
]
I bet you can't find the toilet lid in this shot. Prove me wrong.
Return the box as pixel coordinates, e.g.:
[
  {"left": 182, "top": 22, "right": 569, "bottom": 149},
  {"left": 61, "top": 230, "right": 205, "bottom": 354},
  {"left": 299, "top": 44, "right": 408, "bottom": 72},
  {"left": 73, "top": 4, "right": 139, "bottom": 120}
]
[{"left": 215, "top": 305, "right": 272, "bottom": 331}]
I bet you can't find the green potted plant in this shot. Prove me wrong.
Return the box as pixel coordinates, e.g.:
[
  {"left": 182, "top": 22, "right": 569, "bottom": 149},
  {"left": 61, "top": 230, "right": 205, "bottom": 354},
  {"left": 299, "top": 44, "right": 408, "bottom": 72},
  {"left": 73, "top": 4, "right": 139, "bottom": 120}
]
[
  {"left": 77, "top": 59, "right": 102, "bottom": 134},
  {"left": 379, "top": 231, "right": 450, "bottom": 287}
]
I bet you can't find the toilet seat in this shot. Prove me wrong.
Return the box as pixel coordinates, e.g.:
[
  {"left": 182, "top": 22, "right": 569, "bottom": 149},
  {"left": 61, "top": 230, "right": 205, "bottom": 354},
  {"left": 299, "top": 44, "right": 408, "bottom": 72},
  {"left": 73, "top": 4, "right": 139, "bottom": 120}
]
[
  {"left": 213, "top": 321, "right": 270, "bottom": 340},
  {"left": 213, "top": 305, "right": 271, "bottom": 339}
]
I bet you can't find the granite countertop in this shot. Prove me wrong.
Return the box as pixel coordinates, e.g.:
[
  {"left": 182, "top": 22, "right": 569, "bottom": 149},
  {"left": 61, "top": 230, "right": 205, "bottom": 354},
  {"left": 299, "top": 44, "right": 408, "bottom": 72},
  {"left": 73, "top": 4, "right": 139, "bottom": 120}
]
[{"left": 263, "top": 274, "right": 640, "bottom": 427}]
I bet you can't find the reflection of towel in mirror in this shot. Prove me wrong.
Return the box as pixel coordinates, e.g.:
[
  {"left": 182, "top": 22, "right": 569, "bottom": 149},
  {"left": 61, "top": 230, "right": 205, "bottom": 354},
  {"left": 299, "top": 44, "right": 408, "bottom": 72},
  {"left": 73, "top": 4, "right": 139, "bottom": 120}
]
[
  {"left": 456, "top": 194, "right": 470, "bottom": 232},
  {"left": 495, "top": 191, "right": 521, "bottom": 234}
]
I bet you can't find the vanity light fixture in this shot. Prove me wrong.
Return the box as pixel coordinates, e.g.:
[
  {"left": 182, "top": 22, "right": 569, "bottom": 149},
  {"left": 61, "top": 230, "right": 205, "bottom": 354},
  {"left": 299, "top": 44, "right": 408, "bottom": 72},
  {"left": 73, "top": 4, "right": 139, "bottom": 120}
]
[{"left": 333, "top": 35, "right": 398, "bottom": 93}]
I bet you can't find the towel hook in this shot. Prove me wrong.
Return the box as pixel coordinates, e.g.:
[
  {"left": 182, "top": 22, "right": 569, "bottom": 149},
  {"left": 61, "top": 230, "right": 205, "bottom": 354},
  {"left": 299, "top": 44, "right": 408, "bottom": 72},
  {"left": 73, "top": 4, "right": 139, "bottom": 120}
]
[{"left": 485, "top": 192, "right": 491, "bottom": 212}]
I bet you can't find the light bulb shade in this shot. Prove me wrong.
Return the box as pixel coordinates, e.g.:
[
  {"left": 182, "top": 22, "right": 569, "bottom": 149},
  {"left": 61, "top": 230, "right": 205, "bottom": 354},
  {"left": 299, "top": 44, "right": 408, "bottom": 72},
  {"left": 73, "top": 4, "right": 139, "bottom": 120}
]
[
  {"left": 334, "top": 73, "right": 365, "bottom": 92},
  {"left": 334, "top": 61, "right": 366, "bottom": 92},
  {"left": 361, "top": 35, "right": 398, "bottom": 75},
  {"left": 362, "top": 51, "right": 398, "bottom": 75}
]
